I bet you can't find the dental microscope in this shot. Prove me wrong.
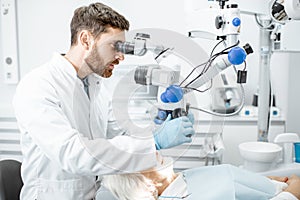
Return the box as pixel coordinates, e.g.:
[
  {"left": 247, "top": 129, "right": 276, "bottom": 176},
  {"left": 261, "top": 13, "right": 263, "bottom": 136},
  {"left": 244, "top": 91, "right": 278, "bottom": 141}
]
[{"left": 114, "top": 0, "right": 253, "bottom": 124}]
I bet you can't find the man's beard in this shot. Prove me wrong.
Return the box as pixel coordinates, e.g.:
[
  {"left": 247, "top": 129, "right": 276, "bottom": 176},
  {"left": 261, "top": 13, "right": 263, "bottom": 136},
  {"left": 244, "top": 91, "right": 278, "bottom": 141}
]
[
  {"left": 102, "top": 68, "right": 113, "bottom": 78},
  {"left": 85, "top": 47, "right": 113, "bottom": 78}
]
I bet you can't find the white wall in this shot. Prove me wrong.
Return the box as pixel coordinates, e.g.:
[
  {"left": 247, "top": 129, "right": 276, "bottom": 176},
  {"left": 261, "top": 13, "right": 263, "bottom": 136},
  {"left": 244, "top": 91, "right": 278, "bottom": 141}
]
[{"left": 0, "top": 0, "right": 299, "bottom": 132}]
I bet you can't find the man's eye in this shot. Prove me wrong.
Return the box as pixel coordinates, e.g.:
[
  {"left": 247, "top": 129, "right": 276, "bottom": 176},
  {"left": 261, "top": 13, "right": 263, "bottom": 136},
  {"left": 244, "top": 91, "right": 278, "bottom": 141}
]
[{"left": 114, "top": 41, "right": 123, "bottom": 52}]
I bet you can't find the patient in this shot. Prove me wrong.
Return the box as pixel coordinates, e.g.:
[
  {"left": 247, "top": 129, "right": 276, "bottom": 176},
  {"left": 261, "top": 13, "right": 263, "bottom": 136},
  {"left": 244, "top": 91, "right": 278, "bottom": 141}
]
[{"left": 102, "top": 157, "right": 300, "bottom": 200}]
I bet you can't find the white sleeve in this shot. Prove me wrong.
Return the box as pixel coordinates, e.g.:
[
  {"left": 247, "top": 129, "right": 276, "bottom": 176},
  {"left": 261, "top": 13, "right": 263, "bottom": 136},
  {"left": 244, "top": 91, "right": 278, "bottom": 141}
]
[
  {"left": 271, "top": 192, "right": 298, "bottom": 200},
  {"left": 106, "top": 100, "right": 128, "bottom": 138},
  {"left": 270, "top": 180, "right": 298, "bottom": 200},
  {"left": 271, "top": 180, "right": 288, "bottom": 195}
]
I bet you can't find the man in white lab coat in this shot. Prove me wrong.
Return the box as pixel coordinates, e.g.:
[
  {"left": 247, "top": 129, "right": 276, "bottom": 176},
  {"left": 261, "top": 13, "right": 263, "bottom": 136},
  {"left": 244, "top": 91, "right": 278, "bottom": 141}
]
[{"left": 12, "top": 2, "right": 195, "bottom": 200}]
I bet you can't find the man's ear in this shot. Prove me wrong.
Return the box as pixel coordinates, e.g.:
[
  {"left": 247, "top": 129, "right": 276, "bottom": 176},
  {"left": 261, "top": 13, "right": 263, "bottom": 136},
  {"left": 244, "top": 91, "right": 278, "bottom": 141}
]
[{"left": 78, "top": 30, "right": 93, "bottom": 50}]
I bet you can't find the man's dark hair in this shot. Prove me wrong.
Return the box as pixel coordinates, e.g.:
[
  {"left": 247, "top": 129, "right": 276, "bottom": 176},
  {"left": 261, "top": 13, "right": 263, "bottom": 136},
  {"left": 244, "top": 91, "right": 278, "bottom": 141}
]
[{"left": 70, "top": 2, "right": 130, "bottom": 45}]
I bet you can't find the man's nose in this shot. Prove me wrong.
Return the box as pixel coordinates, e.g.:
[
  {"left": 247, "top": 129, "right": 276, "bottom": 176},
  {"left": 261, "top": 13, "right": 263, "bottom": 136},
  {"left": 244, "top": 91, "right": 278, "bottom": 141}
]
[{"left": 115, "top": 52, "right": 124, "bottom": 61}]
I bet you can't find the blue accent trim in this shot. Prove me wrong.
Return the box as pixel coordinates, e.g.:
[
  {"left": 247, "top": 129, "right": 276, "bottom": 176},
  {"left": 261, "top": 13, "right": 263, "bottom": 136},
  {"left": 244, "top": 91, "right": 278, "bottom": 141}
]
[
  {"left": 228, "top": 47, "right": 247, "bottom": 65},
  {"left": 160, "top": 85, "right": 183, "bottom": 103},
  {"left": 232, "top": 17, "right": 241, "bottom": 27},
  {"left": 158, "top": 110, "right": 167, "bottom": 119}
]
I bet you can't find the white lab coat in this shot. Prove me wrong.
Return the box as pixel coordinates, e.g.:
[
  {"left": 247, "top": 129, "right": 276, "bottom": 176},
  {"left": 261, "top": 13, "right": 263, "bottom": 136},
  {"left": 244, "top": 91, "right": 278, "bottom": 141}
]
[{"left": 13, "top": 53, "right": 156, "bottom": 200}]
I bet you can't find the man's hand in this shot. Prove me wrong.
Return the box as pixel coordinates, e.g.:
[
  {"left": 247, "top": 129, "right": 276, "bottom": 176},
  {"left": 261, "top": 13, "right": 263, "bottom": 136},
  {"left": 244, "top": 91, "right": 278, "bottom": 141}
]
[{"left": 154, "top": 114, "right": 195, "bottom": 150}]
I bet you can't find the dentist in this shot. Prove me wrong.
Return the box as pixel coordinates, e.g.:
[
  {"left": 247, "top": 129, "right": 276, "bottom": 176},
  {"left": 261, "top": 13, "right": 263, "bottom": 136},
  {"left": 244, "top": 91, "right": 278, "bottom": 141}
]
[{"left": 13, "top": 2, "right": 195, "bottom": 200}]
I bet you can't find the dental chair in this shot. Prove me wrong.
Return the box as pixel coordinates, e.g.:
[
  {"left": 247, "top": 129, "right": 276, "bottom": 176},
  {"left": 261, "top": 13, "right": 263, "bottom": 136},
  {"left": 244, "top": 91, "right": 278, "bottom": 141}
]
[{"left": 0, "top": 159, "right": 23, "bottom": 200}]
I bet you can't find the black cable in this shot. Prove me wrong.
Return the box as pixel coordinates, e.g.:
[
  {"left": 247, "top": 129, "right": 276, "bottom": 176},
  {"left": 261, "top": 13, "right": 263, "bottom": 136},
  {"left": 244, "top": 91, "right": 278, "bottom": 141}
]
[
  {"left": 218, "top": 40, "right": 240, "bottom": 53},
  {"left": 154, "top": 48, "right": 171, "bottom": 60},
  {"left": 181, "top": 40, "right": 240, "bottom": 88},
  {"left": 184, "top": 52, "right": 227, "bottom": 88},
  {"left": 243, "top": 60, "right": 247, "bottom": 71},
  {"left": 182, "top": 79, "right": 213, "bottom": 93},
  {"left": 188, "top": 65, "right": 246, "bottom": 118},
  {"left": 210, "top": 39, "right": 225, "bottom": 57},
  {"left": 179, "top": 61, "right": 207, "bottom": 86},
  {"left": 179, "top": 39, "right": 224, "bottom": 87},
  {"left": 180, "top": 53, "right": 219, "bottom": 87}
]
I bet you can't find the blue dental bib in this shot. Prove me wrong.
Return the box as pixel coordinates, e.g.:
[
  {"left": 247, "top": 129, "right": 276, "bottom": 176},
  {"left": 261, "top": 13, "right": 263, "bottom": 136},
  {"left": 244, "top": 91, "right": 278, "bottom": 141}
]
[{"left": 182, "top": 164, "right": 276, "bottom": 200}]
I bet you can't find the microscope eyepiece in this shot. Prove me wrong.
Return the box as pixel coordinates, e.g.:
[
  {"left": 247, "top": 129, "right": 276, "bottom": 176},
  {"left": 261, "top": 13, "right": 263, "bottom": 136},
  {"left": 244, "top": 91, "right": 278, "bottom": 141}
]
[{"left": 114, "top": 41, "right": 135, "bottom": 55}]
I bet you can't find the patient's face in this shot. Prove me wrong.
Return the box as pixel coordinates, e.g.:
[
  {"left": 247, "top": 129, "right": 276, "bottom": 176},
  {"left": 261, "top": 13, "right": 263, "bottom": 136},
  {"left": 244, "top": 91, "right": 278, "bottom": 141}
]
[{"left": 141, "top": 157, "right": 177, "bottom": 195}]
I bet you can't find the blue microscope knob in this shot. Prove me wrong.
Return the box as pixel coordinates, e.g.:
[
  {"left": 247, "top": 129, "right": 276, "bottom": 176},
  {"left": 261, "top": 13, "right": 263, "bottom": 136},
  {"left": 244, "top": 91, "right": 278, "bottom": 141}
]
[
  {"left": 232, "top": 17, "right": 241, "bottom": 27},
  {"left": 157, "top": 110, "right": 167, "bottom": 119}
]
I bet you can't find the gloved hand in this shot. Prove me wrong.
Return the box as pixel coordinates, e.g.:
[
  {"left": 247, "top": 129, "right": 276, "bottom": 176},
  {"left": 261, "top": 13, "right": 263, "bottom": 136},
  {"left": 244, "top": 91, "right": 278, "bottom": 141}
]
[
  {"left": 154, "top": 114, "right": 195, "bottom": 150},
  {"left": 187, "top": 112, "right": 195, "bottom": 125}
]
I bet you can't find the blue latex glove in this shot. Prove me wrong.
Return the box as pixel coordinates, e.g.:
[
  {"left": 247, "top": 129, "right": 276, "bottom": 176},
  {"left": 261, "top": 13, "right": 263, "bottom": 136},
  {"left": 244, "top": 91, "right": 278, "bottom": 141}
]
[
  {"left": 187, "top": 112, "right": 195, "bottom": 125},
  {"left": 154, "top": 114, "right": 195, "bottom": 150}
]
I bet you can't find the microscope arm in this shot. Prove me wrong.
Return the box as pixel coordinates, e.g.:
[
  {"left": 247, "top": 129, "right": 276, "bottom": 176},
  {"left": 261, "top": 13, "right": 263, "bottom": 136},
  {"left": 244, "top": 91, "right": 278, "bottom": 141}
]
[
  {"left": 182, "top": 54, "right": 231, "bottom": 93},
  {"left": 160, "top": 44, "right": 251, "bottom": 103}
]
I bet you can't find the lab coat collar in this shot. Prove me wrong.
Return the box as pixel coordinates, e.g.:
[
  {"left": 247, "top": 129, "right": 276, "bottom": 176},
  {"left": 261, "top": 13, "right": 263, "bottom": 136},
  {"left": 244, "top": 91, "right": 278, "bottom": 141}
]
[
  {"left": 52, "top": 52, "right": 77, "bottom": 78},
  {"left": 51, "top": 52, "right": 104, "bottom": 87}
]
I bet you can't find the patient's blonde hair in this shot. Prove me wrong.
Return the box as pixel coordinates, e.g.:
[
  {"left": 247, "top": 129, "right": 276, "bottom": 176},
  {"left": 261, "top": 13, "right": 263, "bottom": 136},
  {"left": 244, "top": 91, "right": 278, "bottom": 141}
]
[{"left": 102, "top": 173, "right": 158, "bottom": 200}]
